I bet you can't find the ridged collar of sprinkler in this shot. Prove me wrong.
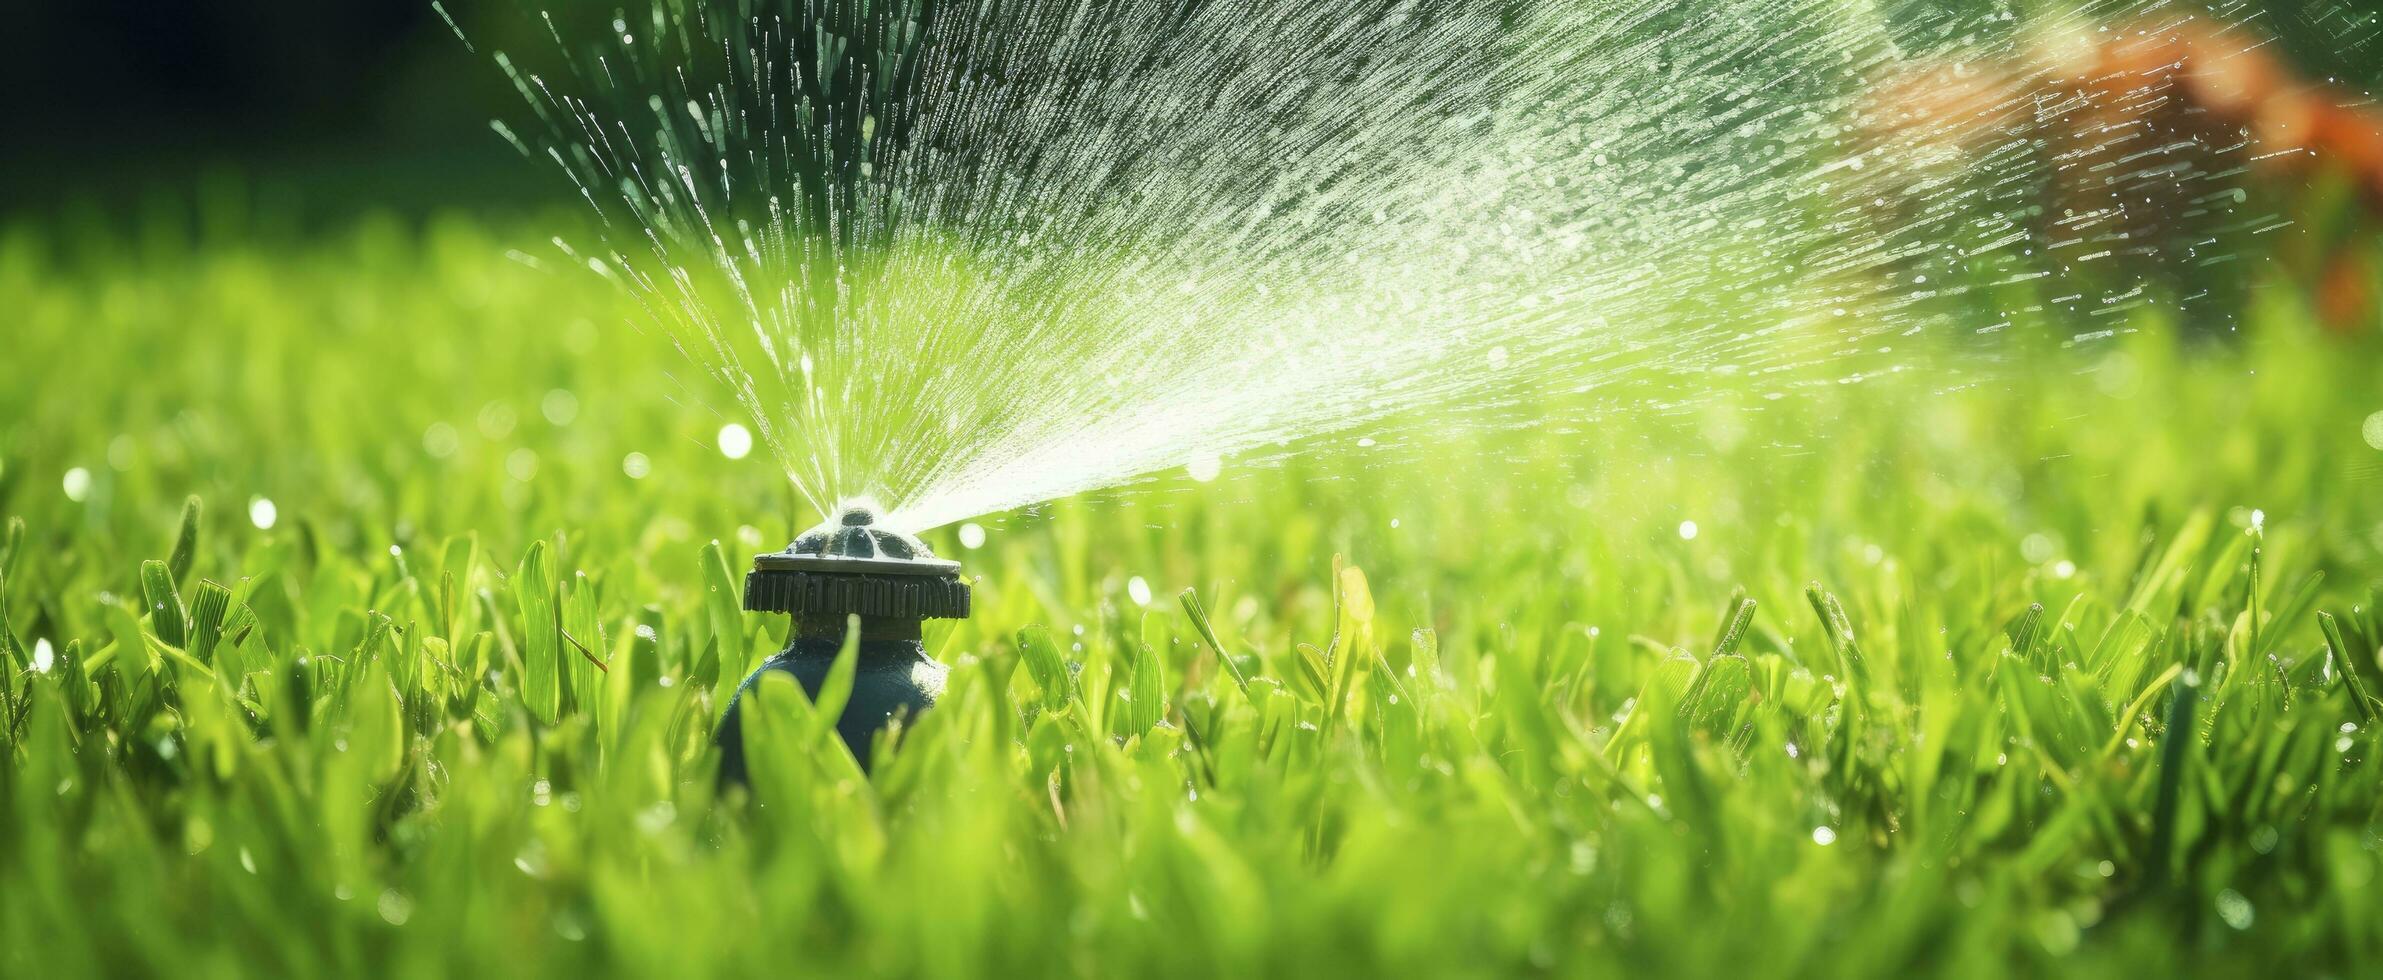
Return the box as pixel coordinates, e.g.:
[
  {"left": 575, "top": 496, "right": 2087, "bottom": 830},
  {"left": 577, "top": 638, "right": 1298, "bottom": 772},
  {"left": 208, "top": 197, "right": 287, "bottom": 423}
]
[
  {"left": 717, "top": 503, "right": 969, "bottom": 781},
  {"left": 743, "top": 503, "right": 972, "bottom": 630}
]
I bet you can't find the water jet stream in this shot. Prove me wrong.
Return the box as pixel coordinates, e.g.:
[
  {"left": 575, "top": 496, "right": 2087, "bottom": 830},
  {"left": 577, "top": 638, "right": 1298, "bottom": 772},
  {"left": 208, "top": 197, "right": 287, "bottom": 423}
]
[{"left": 462, "top": 0, "right": 2357, "bottom": 531}]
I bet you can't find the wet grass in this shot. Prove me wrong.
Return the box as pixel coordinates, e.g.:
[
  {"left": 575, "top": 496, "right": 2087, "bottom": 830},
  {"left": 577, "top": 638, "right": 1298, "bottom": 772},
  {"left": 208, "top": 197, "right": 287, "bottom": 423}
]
[{"left": 4, "top": 212, "right": 2383, "bottom": 976}]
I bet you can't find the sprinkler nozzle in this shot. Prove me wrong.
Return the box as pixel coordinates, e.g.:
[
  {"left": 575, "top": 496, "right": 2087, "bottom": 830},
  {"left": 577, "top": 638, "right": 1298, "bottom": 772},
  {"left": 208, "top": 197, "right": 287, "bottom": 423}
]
[{"left": 716, "top": 503, "right": 969, "bottom": 781}]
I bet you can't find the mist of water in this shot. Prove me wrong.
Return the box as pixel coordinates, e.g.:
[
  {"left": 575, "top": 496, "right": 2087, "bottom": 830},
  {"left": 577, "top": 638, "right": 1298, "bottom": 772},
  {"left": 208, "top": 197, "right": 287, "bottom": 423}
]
[{"left": 455, "top": 0, "right": 2374, "bottom": 531}]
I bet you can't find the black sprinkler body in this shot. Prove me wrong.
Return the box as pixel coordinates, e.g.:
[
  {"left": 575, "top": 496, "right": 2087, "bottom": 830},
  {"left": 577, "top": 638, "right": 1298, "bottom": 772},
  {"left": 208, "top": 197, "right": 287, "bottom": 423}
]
[{"left": 715, "top": 504, "right": 970, "bottom": 781}]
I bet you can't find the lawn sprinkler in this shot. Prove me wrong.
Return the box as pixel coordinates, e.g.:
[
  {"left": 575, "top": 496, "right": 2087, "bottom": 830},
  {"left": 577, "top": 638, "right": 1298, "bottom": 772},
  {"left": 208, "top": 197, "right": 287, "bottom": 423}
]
[{"left": 715, "top": 502, "right": 971, "bottom": 781}]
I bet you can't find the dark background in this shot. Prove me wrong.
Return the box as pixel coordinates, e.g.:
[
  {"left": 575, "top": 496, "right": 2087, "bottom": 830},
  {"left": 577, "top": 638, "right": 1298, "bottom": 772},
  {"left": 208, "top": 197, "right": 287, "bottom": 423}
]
[
  {"left": 0, "top": 0, "right": 559, "bottom": 219},
  {"left": 3, "top": 0, "right": 2379, "bottom": 223}
]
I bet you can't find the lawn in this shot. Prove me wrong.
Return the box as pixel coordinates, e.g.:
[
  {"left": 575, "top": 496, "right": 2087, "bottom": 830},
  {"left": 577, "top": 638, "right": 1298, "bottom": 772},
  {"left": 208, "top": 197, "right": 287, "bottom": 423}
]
[{"left": 4, "top": 207, "right": 2383, "bottom": 976}]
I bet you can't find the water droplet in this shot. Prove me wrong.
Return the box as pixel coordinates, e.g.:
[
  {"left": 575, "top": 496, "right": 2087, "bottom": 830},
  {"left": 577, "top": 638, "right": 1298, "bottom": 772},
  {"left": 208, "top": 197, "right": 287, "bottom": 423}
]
[
  {"left": 1677, "top": 520, "right": 1699, "bottom": 540},
  {"left": 2215, "top": 889, "right": 2254, "bottom": 930},
  {"left": 1186, "top": 455, "right": 1222, "bottom": 482},
  {"left": 378, "top": 889, "right": 413, "bottom": 926},
  {"left": 2364, "top": 410, "right": 2383, "bottom": 450},
  {"left": 248, "top": 497, "right": 278, "bottom": 530},
  {"left": 476, "top": 402, "right": 518, "bottom": 439},
  {"left": 622, "top": 452, "right": 652, "bottom": 479},
  {"left": 717, "top": 423, "right": 754, "bottom": 460},
  {"left": 422, "top": 422, "right": 461, "bottom": 459},
  {"left": 506, "top": 448, "right": 540, "bottom": 482},
  {"left": 958, "top": 523, "right": 987, "bottom": 549},
  {"left": 541, "top": 388, "right": 580, "bottom": 426},
  {"left": 1812, "top": 826, "right": 1837, "bottom": 846},
  {"left": 1126, "top": 576, "right": 1153, "bottom": 606},
  {"left": 61, "top": 467, "right": 90, "bottom": 502},
  {"left": 30, "top": 639, "right": 55, "bottom": 673},
  {"left": 2021, "top": 533, "right": 2056, "bottom": 563}
]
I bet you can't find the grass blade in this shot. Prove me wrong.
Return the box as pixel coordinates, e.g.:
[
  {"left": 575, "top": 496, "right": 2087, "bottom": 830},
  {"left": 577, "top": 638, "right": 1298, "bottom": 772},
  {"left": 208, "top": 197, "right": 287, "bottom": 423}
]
[
  {"left": 511, "top": 541, "right": 560, "bottom": 724},
  {"left": 1178, "top": 587, "right": 1252, "bottom": 701},
  {"left": 140, "top": 559, "right": 187, "bottom": 650},
  {"left": 167, "top": 495, "right": 201, "bottom": 588},
  {"left": 2321, "top": 611, "right": 2378, "bottom": 724}
]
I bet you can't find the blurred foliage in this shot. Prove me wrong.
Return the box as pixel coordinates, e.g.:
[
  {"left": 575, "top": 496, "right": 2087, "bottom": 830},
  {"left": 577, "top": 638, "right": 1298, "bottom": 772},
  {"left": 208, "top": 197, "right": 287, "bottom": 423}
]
[{"left": 2, "top": 205, "right": 2383, "bottom": 974}]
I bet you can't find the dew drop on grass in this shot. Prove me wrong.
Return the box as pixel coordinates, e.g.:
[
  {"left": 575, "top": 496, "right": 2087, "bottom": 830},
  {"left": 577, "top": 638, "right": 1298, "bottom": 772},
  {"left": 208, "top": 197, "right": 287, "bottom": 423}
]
[
  {"left": 61, "top": 467, "right": 90, "bottom": 502},
  {"left": 622, "top": 452, "right": 652, "bottom": 479},
  {"left": 1812, "top": 826, "right": 1837, "bottom": 846},
  {"left": 1678, "top": 520, "right": 1699, "bottom": 540},
  {"left": 248, "top": 497, "right": 278, "bottom": 530},
  {"left": 2364, "top": 411, "right": 2383, "bottom": 450},
  {"left": 1127, "top": 576, "right": 1153, "bottom": 606},
  {"left": 378, "top": 890, "right": 413, "bottom": 927},
  {"left": 958, "top": 522, "right": 987, "bottom": 549},
  {"left": 717, "top": 423, "right": 754, "bottom": 460},
  {"left": 2216, "top": 889, "right": 2255, "bottom": 930},
  {"left": 30, "top": 639, "right": 54, "bottom": 673}
]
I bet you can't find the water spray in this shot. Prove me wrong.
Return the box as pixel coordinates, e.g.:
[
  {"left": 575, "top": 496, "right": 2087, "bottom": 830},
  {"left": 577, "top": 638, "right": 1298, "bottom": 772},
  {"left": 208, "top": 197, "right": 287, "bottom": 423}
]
[{"left": 715, "top": 502, "right": 969, "bottom": 780}]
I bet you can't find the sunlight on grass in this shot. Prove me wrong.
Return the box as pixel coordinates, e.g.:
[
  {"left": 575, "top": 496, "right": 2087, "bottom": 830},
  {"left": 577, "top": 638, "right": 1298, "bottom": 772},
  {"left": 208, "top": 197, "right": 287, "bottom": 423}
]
[{"left": 1, "top": 214, "right": 2382, "bottom": 974}]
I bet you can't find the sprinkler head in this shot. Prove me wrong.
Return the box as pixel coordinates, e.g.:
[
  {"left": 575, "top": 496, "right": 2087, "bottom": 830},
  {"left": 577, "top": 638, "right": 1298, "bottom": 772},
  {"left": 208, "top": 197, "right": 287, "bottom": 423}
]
[
  {"left": 741, "top": 503, "right": 971, "bottom": 622},
  {"left": 715, "top": 503, "right": 969, "bottom": 782}
]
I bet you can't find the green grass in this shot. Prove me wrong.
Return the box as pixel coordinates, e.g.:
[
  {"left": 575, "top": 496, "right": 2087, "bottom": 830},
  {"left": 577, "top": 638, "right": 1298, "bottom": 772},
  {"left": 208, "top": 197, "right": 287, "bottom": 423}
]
[{"left": 4, "top": 209, "right": 2383, "bottom": 977}]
